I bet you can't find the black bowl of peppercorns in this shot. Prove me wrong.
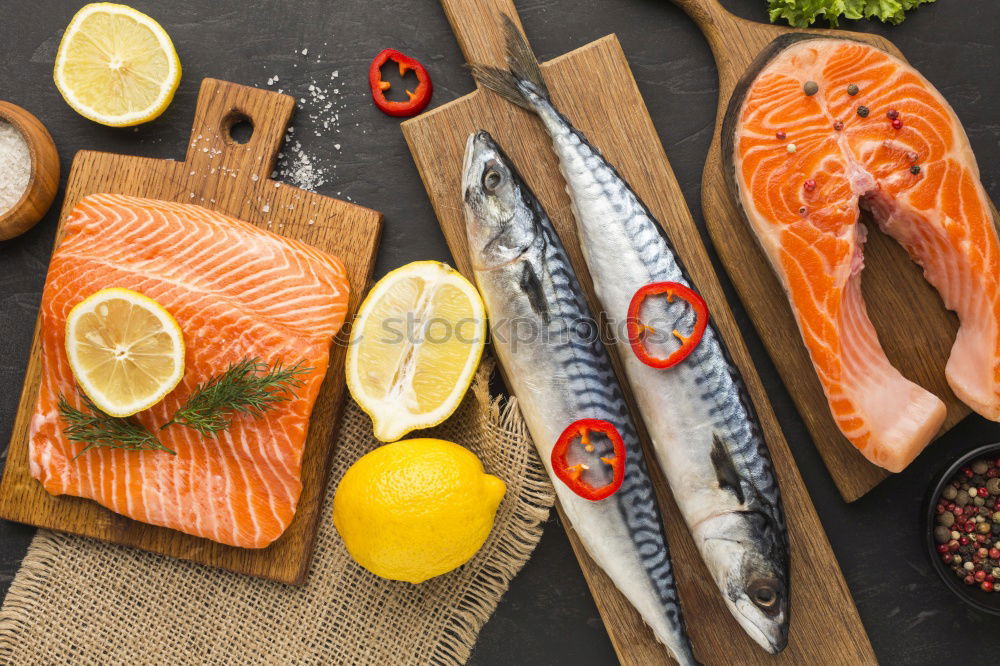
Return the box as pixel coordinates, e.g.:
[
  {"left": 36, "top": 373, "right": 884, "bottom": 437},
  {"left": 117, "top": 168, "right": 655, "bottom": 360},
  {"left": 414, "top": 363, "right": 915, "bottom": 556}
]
[{"left": 926, "top": 443, "right": 1000, "bottom": 615}]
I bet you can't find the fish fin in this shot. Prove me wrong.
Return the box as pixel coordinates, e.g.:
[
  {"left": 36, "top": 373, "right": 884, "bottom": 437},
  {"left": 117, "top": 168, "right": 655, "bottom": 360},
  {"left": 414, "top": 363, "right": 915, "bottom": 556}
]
[
  {"left": 466, "top": 14, "right": 550, "bottom": 110},
  {"left": 466, "top": 63, "right": 535, "bottom": 110},
  {"left": 710, "top": 433, "right": 745, "bottom": 504},
  {"left": 519, "top": 262, "right": 550, "bottom": 326},
  {"left": 500, "top": 14, "right": 547, "bottom": 98}
]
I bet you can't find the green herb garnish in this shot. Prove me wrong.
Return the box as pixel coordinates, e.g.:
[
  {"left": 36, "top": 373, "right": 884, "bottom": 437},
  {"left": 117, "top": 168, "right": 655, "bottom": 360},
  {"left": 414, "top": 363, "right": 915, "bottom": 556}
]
[
  {"left": 767, "top": 0, "right": 937, "bottom": 28},
  {"left": 162, "top": 357, "right": 312, "bottom": 436},
  {"left": 58, "top": 392, "right": 174, "bottom": 459}
]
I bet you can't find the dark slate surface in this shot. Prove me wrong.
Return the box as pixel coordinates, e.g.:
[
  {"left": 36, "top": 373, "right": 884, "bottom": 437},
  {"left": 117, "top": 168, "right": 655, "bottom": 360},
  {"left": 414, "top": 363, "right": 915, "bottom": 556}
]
[{"left": 1, "top": 1, "right": 998, "bottom": 663}]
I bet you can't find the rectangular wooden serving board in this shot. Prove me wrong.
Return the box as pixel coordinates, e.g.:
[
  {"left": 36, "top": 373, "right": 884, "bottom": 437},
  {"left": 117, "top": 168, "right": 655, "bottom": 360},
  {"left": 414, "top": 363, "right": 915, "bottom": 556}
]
[
  {"left": 0, "top": 78, "right": 383, "bottom": 585},
  {"left": 402, "top": 1, "right": 876, "bottom": 664},
  {"left": 671, "top": 0, "right": 1000, "bottom": 501}
]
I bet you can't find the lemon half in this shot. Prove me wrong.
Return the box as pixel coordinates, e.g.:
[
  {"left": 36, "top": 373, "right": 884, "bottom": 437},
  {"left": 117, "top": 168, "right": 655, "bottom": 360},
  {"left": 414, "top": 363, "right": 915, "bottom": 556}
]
[
  {"left": 65, "top": 288, "right": 185, "bottom": 417},
  {"left": 346, "top": 261, "right": 486, "bottom": 442},
  {"left": 54, "top": 3, "right": 181, "bottom": 127}
]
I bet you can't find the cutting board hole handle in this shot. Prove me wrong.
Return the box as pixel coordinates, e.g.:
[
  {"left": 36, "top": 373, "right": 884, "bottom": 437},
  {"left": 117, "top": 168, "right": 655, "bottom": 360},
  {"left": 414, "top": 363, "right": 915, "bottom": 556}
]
[{"left": 224, "top": 112, "right": 254, "bottom": 145}]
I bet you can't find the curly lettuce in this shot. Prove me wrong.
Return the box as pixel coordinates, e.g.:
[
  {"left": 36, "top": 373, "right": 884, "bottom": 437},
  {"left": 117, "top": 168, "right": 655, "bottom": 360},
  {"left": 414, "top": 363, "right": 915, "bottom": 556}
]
[{"left": 768, "top": 0, "right": 938, "bottom": 27}]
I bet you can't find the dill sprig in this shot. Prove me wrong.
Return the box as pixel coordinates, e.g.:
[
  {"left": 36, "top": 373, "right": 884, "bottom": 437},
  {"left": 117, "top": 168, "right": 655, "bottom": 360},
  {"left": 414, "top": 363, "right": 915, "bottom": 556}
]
[
  {"left": 162, "top": 357, "right": 311, "bottom": 437},
  {"left": 58, "top": 393, "right": 175, "bottom": 459}
]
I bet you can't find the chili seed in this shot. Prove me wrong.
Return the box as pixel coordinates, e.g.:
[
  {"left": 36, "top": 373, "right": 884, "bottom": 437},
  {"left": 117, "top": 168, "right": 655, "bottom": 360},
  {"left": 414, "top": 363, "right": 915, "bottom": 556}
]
[{"left": 857, "top": 105, "right": 870, "bottom": 118}]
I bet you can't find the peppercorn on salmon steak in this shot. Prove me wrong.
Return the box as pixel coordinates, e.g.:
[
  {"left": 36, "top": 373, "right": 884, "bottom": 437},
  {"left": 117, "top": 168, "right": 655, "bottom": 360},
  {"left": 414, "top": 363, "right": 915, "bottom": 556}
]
[
  {"left": 724, "top": 36, "right": 1000, "bottom": 473},
  {"left": 29, "top": 193, "right": 350, "bottom": 548}
]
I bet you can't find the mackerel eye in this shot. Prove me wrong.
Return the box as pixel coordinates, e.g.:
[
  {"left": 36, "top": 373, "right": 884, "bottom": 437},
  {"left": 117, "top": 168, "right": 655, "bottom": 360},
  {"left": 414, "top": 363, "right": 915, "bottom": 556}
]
[{"left": 483, "top": 168, "right": 504, "bottom": 193}]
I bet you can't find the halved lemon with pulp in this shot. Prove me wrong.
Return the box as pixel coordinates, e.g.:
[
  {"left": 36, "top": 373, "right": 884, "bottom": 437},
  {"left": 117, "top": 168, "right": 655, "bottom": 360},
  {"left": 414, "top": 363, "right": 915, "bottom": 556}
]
[
  {"left": 65, "top": 288, "right": 185, "bottom": 417},
  {"left": 54, "top": 3, "right": 181, "bottom": 127},
  {"left": 346, "top": 261, "right": 486, "bottom": 442}
]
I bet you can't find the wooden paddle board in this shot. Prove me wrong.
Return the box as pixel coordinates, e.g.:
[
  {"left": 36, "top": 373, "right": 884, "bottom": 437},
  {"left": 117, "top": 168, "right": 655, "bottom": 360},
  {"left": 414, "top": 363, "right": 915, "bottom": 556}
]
[
  {"left": 0, "top": 78, "right": 383, "bottom": 584},
  {"left": 402, "top": 2, "right": 875, "bottom": 663},
  {"left": 671, "top": 0, "right": 999, "bottom": 501}
]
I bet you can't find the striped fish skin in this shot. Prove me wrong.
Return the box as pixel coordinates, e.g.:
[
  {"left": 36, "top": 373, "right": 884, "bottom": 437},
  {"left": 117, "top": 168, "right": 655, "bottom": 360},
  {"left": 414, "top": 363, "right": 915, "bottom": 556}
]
[
  {"left": 463, "top": 131, "right": 697, "bottom": 666},
  {"left": 30, "top": 193, "right": 349, "bottom": 548},
  {"left": 469, "top": 19, "right": 790, "bottom": 654}
]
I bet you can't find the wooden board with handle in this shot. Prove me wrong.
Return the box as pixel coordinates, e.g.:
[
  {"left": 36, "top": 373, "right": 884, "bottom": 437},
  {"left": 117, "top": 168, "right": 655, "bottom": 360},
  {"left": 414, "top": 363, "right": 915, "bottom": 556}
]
[
  {"left": 670, "top": 0, "right": 999, "bottom": 501},
  {"left": 0, "top": 78, "right": 383, "bottom": 584},
  {"left": 402, "top": 2, "right": 875, "bottom": 664}
]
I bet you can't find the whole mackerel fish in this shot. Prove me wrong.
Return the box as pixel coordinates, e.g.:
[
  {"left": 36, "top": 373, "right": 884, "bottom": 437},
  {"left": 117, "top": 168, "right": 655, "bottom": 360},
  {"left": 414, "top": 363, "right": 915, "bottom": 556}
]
[
  {"left": 470, "top": 17, "right": 791, "bottom": 653},
  {"left": 463, "top": 130, "right": 698, "bottom": 666}
]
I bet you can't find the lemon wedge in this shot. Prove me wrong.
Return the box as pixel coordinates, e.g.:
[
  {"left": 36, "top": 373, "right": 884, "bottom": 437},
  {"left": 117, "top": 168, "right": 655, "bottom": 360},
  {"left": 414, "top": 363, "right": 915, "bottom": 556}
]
[
  {"left": 65, "top": 288, "right": 185, "bottom": 417},
  {"left": 54, "top": 3, "right": 181, "bottom": 127},
  {"left": 347, "top": 261, "right": 486, "bottom": 442}
]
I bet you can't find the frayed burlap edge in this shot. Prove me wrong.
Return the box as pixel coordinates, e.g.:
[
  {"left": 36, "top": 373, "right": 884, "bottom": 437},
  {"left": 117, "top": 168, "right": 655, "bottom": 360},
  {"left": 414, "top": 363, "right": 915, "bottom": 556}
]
[
  {"left": 0, "top": 359, "right": 556, "bottom": 665},
  {"left": 428, "top": 367, "right": 554, "bottom": 665}
]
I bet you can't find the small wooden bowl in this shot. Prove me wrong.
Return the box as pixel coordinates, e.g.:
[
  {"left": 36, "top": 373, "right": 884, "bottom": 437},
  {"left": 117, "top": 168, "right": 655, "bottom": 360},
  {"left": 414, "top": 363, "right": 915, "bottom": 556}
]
[{"left": 0, "top": 101, "right": 59, "bottom": 241}]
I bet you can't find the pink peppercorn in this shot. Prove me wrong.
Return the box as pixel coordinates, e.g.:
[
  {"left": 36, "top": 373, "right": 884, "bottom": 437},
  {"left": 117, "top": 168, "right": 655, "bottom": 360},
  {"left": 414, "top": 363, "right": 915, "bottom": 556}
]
[
  {"left": 887, "top": 109, "right": 899, "bottom": 120},
  {"left": 982, "top": 581, "right": 994, "bottom": 592},
  {"left": 980, "top": 487, "right": 990, "bottom": 497},
  {"left": 991, "top": 548, "right": 1000, "bottom": 559},
  {"left": 976, "top": 570, "right": 987, "bottom": 582},
  {"left": 891, "top": 118, "right": 903, "bottom": 130},
  {"left": 776, "top": 131, "right": 786, "bottom": 140},
  {"left": 804, "top": 179, "right": 817, "bottom": 192},
  {"left": 964, "top": 575, "right": 976, "bottom": 585}
]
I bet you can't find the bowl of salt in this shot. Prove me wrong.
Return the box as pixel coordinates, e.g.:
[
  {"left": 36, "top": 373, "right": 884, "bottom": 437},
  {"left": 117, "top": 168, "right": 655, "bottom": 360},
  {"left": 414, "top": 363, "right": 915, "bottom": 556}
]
[{"left": 0, "top": 101, "right": 59, "bottom": 241}]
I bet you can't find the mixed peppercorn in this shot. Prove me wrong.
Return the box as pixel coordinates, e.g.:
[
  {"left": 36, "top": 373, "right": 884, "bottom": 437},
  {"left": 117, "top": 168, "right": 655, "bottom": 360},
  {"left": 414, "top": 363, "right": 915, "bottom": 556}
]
[{"left": 933, "top": 456, "right": 1000, "bottom": 593}]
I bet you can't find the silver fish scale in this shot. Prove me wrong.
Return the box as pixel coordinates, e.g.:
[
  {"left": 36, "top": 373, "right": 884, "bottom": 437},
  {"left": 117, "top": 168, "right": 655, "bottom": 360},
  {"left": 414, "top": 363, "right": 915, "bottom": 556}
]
[
  {"left": 530, "top": 221, "right": 685, "bottom": 617},
  {"left": 550, "top": 110, "right": 784, "bottom": 529}
]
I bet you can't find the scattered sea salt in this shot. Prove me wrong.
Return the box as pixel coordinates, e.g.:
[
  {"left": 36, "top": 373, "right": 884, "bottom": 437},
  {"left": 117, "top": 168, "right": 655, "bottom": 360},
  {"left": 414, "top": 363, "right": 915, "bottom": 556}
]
[
  {"left": 0, "top": 120, "right": 31, "bottom": 214},
  {"left": 262, "top": 204, "right": 270, "bottom": 213},
  {"left": 260, "top": 47, "right": 351, "bottom": 192}
]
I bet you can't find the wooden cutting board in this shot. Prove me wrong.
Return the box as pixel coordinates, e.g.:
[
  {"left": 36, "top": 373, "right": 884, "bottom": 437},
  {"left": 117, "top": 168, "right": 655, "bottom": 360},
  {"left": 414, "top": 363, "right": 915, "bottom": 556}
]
[
  {"left": 671, "top": 0, "right": 999, "bottom": 501},
  {"left": 0, "top": 78, "right": 382, "bottom": 584},
  {"left": 402, "top": 2, "right": 874, "bottom": 664}
]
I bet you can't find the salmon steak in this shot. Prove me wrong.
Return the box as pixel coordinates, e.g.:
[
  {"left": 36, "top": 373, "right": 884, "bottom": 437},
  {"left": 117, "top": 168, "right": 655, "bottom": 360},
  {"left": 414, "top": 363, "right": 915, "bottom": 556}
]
[
  {"left": 30, "top": 193, "right": 350, "bottom": 547},
  {"left": 724, "top": 36, "right": 1000, "bottom": 473}
]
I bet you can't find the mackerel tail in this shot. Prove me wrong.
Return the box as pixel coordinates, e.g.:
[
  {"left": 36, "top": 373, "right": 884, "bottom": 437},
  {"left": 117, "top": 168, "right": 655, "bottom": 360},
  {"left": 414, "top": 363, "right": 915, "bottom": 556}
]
[
  {"left": 463, "top": 130, "right": 699, "bottom": 666},
  {"left": 469, "top": 17, "right": 791, "bottom": 654}
]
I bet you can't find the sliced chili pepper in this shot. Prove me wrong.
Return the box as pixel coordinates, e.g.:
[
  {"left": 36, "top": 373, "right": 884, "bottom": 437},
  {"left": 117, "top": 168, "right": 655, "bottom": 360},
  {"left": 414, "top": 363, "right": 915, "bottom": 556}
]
[
  {"left": 551, "top": 419, "right": 625, "bottom": 501},
  {"left": 368, "top": 48, "right": 433, "bottom": 117},
  {"left": 627, "top": 281, "right": 709, "bottom": 369}
]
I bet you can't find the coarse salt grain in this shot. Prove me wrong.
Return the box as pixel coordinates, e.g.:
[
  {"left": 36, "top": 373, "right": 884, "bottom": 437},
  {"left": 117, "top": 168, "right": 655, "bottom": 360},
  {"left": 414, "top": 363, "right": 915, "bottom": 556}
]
[{"left": 0, "top": 120, "right": 31, "bottom": 214}]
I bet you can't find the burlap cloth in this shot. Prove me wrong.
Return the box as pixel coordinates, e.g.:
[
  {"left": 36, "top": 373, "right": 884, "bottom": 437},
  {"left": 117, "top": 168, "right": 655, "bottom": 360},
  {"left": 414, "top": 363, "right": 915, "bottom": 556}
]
[{"left": 0, "top": 360, "right": 555, "bottom": 665}]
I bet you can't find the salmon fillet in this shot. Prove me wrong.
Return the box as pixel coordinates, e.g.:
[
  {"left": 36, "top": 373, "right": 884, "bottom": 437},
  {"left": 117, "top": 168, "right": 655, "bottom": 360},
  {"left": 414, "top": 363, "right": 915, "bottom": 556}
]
[
  {"left": 30, "top": 193, "right": 350, "bottom": 547},
  {"left": 728, "top": 37, "right": 999, "bottom": 472}
]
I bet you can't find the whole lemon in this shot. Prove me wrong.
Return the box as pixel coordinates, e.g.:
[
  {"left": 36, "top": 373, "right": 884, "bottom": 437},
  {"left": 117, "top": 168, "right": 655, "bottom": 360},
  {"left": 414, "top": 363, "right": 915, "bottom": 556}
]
[{"left": 333, "top": 438, "right": 506, "bottom": 584}]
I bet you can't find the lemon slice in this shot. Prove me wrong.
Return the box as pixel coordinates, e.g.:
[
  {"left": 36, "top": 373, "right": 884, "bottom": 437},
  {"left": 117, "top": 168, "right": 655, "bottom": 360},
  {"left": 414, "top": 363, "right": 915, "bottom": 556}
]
[
  {"left": 54, "top": 3, "right": 181, "bottom": 127},
  {"left": 347, "top": 261, "right": 486, "bottom": 442},
  {"left": 65, "top": 288, "right": 185, "bottom": 417}
]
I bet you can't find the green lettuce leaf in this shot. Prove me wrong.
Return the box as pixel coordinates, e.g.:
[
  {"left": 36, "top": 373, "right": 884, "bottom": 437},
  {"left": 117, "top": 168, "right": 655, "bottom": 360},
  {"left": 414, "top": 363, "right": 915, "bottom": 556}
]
[{"left": 768, "top": 0, "right": 936, "bottom": 27}]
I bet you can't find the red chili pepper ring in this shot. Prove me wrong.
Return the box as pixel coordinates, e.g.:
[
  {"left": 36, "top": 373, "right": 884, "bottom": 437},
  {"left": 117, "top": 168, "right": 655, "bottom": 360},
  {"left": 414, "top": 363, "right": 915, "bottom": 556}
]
[
  {"left": 551, "top": 418, "right": 625, "bottom": 501},
  {"left": 627, "top": 281, "right": 709, "bottom": 369},
  {"left": 368, "top": 48, "right": 433, "bottom": 117}
]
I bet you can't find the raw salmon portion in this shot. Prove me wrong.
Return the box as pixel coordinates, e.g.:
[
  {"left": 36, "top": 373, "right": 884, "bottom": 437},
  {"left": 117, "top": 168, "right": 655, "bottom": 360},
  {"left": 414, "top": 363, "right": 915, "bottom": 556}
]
[
  {"left": 30, "top": 193, "right": 349, "bottom": 547},
  {"left": 727, "top": 37, "right": 1000, "bottom": 472}
]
